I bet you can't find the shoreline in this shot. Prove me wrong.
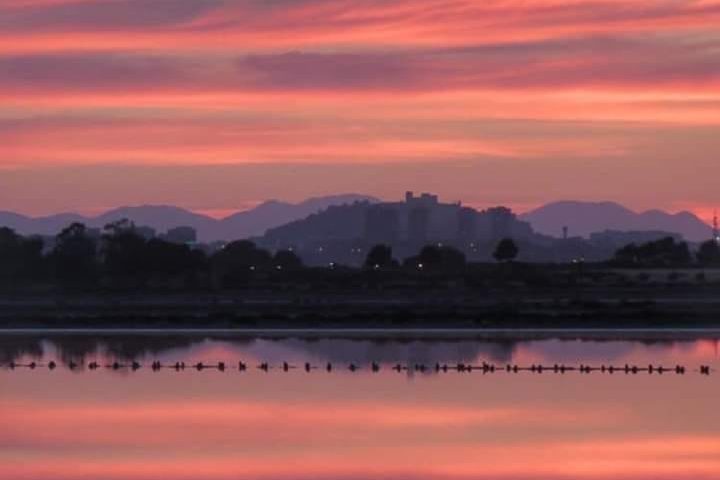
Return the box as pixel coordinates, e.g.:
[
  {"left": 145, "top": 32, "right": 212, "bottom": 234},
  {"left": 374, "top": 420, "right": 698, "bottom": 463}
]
[{"left": 3, "top": 327, "right": 720, "bottom": 340}]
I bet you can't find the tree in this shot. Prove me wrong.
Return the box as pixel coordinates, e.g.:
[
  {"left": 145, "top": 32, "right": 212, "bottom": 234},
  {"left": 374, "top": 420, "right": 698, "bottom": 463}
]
[
  {"left": 697, "top": 240, "right": 720, "bottom": 266},
  {"left": 404, "top": 245, "right": 466, "bottom": 271},
  {"left": 364, "top": 244, "right": 395, "bottom": 269},
  {"left": 145, "top": 239, "right": 206, "bottom": 278},
  {"left": 102, "top": 226, "right": 148, "bottom": 281},
  {"left": 613, "top": 243, "right": 639, "bottom": 265},
  {"left": 493, "top": 238, "right": 519, "bottom": 262},
  {"left": 0, "top": 228, "right": 44, "bottom": 284},
  {"left": 612, "top": 236, "right": 691, "bottom": 267},
  {"left": 0, "top": 228, "right": 23, "bottom": 284},
  {"left": 52, "top": 223, "right": 98, "bottom": 284},
  {"left": 274, "top": 250, "right": 303, "bottom": 270},
  {"left": 211, "top": 240, "right": 273, "bottom": 286}
]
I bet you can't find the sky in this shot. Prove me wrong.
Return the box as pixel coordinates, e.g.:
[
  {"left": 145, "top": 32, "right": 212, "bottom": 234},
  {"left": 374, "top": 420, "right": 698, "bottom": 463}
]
[{"left": 0, "top": 0, "right": 719, "bottom": 219}]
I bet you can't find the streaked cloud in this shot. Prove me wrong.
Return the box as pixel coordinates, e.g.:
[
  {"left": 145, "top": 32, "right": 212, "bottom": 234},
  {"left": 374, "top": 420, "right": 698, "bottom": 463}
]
[{"left": 1, "top": 0, "right": 718, "bottom": 213}]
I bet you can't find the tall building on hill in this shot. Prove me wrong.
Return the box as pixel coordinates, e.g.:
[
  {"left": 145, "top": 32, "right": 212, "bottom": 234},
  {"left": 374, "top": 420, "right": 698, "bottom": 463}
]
[
  {"left": 363, "top": 192, "right": 532, "bottom": 245},
  {"left": 408, "top": 206, "right": 430, "bottom": 243},
  {"left": 457, "top": 207, "right": 477, "bottom": 242},
  {"left": 263, "top": 192, "right": 536, "bottom": 265},
  {"left": 405, "top": 191, "right": 438, "bottom": 207},
  {"left": 364, "top": 205, "right": 400, "bottom": 245}
]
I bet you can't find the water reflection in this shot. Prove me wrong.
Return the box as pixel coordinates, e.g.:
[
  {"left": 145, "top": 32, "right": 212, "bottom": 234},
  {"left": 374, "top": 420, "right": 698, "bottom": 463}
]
[
  {"left": 2, "top": 334, "right": 718, "bottom": 367},
  {"left": 1, "top": 334, "right": 719, "bottom": 480}
]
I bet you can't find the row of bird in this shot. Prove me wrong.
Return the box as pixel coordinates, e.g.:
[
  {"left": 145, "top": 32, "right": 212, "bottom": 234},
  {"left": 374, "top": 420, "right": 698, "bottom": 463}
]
[{"left": 1, "top": 360, "right": 713, "bottom": 375}]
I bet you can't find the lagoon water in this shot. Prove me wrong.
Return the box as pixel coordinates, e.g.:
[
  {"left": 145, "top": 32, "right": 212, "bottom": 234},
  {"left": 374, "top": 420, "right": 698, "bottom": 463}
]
[{"left": 1, "top": 333, "right": 719, "bottom": 480}]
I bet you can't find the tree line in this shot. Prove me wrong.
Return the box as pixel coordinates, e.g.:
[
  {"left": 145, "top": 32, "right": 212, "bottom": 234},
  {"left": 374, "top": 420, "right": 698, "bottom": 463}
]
[
  {"left": 610, "top": 236, "right": 720, "bottom": 268},
  {"left": 1, "top": 221, "right": 719, "bottom": 291}
]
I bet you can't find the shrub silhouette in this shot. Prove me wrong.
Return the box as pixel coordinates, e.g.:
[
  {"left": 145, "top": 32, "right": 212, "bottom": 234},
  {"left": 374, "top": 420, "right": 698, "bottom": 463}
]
[{"left": 493, "top": 238, "right": 519, "bottom": 262}]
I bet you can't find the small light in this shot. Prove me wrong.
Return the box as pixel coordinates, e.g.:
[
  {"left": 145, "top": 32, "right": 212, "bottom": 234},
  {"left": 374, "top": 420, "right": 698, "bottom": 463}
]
[
  {"left": 418, "top": 263, "right": 424, "bottom": 270},
  {"left": 276, "top": 265, "right": 282, "bottom": 270}
]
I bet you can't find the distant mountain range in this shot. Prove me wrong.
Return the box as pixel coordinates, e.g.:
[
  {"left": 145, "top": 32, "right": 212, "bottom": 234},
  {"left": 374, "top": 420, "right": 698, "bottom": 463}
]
[
  {"left": 520, "top": 201, "right": 712, "bottom": 242},
  {"left": 0, "top": 194, "right": 378, "bottom": 242},
  {"left": 1, "top": 197, "right": 713, "bottom": 243}
]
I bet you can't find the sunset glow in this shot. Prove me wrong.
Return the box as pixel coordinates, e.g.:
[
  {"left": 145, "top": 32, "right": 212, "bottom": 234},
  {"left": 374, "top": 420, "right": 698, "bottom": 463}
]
[{"left": 1, "top": 0, "right": 719, "bottom": 214}]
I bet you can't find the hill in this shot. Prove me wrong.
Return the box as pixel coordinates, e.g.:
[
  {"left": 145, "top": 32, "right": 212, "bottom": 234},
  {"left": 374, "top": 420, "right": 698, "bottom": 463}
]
[
  {"left": 0, "top": 194, "right": 378, "bottom": 242},
  {"left": 521, "top": 201, "right": 711, "bottom": 242}
]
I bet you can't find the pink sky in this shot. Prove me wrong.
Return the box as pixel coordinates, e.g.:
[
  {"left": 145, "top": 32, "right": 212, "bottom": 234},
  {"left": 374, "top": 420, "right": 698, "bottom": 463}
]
[{"left": 0, "top": 0, "right": 719, "bottom": 217}]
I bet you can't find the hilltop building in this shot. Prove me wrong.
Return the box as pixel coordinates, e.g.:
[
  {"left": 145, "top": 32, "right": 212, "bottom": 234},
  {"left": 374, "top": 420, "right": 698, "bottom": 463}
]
[
  {"left": 362, "top": 192, "right": 532, "bottom": 247},
  {"left": 259, "top": 192, "right": 535, "bottom": 265}
]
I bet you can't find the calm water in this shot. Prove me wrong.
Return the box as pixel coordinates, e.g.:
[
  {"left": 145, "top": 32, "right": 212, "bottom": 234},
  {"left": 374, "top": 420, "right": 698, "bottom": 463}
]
[{"left": 1, "top": 333, "right": 719, "bottom": 480}]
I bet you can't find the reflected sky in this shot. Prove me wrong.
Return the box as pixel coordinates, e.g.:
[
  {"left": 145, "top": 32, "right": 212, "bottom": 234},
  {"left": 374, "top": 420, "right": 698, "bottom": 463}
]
[{"left": 1, "top": 334, "right": 719, "bottom": 480}]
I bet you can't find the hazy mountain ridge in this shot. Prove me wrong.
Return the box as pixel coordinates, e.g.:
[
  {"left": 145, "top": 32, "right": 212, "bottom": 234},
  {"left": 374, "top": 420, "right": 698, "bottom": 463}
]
[
  {"left": 0, "top": 194, "right": 378, "bottom": 242},
  {"left": 521, "top": 201, "right": 712, "bottom": 242},
  {"left": 2, "top": 197, "right": 713, "bottom": 243}
]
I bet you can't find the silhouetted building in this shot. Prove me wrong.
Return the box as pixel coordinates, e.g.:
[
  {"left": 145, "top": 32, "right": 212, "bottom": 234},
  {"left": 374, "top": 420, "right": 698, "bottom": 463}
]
[
  {"left": 261, "top": 192, "right": 536, "bottom": 265},
  {"left": 487, "top": 207, "right": 514, "bottom": 240},
  {"left": 135, "top": 226, "right": 156, "bottom": 240},
  {"left": 457, "top": 207, "right": 477, "bottom": 242},
  {"left": 163, "top": 226, "right": 197, "bottom": 245},
  {"left": 405, "top": 191, "right": 439, "bottom": 207},
  {"left": 408, "top": 207, "right": 430, "bottom": 244},
  {"left": 365, "top": 206, "right": 400, "bottom": 245}
]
